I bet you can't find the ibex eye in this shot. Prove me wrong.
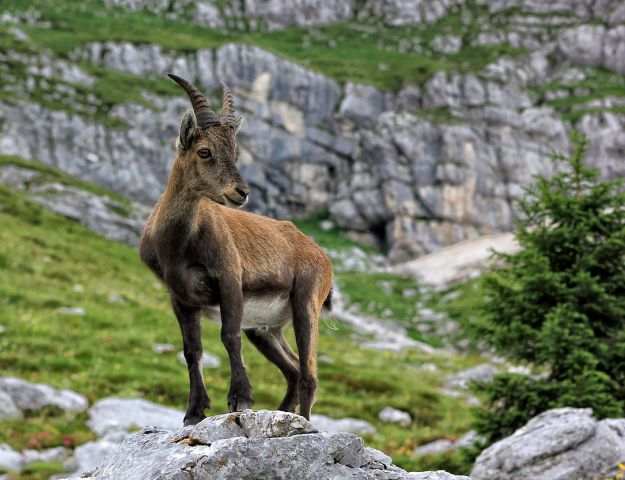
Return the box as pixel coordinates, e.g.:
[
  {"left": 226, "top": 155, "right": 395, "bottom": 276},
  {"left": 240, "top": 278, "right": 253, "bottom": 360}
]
[{"left": 197, "top": 148, "right": 211, "bottom": 159}]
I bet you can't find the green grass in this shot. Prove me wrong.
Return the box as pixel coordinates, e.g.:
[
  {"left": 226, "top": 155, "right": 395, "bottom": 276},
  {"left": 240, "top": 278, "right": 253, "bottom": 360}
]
[
  {"left": 1, "top": 0, "right": 524, "bottom": 92},
  {"left": 0, "top": 407, "right": 94, "bottom": 452},
  {"left": 335, "top": 270, "right": 447, "bottom": 346},
  {"left": 293, "top": 211, "right": 377, "bottom": 254},
  {"left": 535, "top": 67, "right": 625, "bottom": 124},
  {"left": 8, "top": 461, "right": 66, "bottom": 480},
  {"left": 0, "top": 26, "right": 182, "bottom": 128},
  {"left": 0, "top": 183, "right": 481, "bottom": 478},
  {"left": 425, "top": 278, "right": 491, "bottom": 351}
]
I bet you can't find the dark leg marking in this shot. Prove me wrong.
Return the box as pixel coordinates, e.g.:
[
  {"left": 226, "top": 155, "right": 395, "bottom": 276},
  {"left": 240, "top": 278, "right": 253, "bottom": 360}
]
[
  {"left": 245, "top": 328, "right": 300, "bottom": 412},
  {"left": 173, "top": 300, "right": 210, "bottom": 426},
  {"left": 292, "top": 273, "right": 319, "bottom": 421},
  {"left": 221, "top": 326, "right": 254, "bottom": 412},
  {"left": 218, "top": 277, "right": 254, "bottom": 413}
]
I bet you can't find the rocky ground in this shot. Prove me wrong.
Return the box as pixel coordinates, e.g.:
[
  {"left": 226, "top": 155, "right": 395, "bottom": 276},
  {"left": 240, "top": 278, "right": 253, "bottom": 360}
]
[
  {"left": 80, "top": 409, "right": 468, "bottom": 480},
  {"left": 0, "top": 377, "right": 466, "bottom": 479},
  {"left": 2, "top": 376, "right": 623, "bottom": 480},
  {"left": 0, "top": 172, "right": 490, "bottom": 478}
]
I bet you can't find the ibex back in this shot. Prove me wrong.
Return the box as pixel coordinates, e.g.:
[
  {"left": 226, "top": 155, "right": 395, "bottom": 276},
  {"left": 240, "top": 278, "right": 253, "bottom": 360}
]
[{"left": 139, "top": 74, "right": 333, "bottom": 425}]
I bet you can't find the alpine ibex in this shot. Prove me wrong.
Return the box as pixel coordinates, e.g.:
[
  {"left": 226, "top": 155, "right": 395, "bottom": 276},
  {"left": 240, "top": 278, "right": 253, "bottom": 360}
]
[{"left": 139, "top": 74, "right": 333, "bottom": 424}]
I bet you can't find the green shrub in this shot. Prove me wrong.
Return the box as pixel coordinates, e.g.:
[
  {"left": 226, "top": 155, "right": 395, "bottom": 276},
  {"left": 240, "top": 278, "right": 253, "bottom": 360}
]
[{"left": 473, "top": 133, "right": 625, "bottom": 444}]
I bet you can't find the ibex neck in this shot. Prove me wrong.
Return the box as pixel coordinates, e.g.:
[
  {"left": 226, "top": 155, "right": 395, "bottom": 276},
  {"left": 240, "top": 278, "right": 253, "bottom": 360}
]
[{"left": 156, "top": 158, "right": 199, "bottom": 231}]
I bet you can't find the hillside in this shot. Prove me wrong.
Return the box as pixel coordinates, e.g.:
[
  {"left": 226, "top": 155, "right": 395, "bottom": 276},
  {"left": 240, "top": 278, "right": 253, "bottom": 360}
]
[
  {"left": 0, "top": 159, "right": 488, "bottom": 479},
  {"left": 1, "top": 0, "right": 624, "bottom": 261},
  {"left": 1, "top": 1, "right": 624, "bottom": 478}
]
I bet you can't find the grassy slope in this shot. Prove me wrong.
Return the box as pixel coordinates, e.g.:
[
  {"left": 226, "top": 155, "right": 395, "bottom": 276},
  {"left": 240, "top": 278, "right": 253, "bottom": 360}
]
[
  {"left": 0, "top": 177, "right": 482, "bottom": 478},
  {"left": 2, "top": 0, "right": 621, "bottom": 127},
  {"left": 1, "top": 0, "right": 622, "bottom": 130},
  {"left": 0, "top": 155, "right": 131, "bottom": 209},
  {"left": 1, "top": 0, "right": 524, "bottom": 93}
]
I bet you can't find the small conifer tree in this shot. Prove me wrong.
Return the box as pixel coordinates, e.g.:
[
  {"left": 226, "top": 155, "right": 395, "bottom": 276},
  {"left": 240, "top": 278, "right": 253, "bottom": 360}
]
[{"left": 473, "top": 133, "right": 625, "bottom": 443}]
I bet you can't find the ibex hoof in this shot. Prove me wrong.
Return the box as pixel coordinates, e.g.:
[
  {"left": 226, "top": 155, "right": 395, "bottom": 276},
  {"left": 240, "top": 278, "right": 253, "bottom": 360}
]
[
  {"left": 183, "top": 415, "right": 206, "bottom": 426},
  {"left": 228, "top": 397, "right": 254, "bottom": 412}
]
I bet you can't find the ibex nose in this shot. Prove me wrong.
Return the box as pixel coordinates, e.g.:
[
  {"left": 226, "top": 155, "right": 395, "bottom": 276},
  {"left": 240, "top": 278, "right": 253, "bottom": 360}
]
[{"left": 235, "top": 186, "right": 249, "bottom": 199}]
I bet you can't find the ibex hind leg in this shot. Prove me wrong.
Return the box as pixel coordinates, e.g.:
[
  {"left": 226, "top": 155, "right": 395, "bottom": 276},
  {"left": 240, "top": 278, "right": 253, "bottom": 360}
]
[
  {"left": 292, "top": 272, "right": 321, "bottom": 421},
  {"left": 245, "top": 328, "right": 300, "bottom": 412}
]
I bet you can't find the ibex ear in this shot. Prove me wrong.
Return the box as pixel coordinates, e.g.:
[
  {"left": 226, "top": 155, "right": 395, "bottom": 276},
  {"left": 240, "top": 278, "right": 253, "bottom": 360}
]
[
  {"left": 234, "top": 115, "right": 244, "bottom": 135},
  {"left": 178, "top": 109, "right": 196, "bottom": 152}
]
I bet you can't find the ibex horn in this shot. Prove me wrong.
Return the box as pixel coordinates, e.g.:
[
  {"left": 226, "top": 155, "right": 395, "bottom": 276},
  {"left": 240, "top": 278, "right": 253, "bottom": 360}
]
[
  {"left": 220, "top": 81, "right": 237, "bottom": 128},
  {"left": 167, "top": 73, "right": 220, "bottom": 128}
]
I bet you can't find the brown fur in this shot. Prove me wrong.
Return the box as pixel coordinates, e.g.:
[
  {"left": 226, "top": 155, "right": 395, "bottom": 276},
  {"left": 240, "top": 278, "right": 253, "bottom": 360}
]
[{"left": 139, "top": 79, "right": 332, "bottom": 424}]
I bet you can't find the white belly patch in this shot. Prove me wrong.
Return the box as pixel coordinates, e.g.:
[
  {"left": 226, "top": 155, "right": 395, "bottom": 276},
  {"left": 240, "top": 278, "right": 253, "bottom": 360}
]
[{"left": 241, "top": 295, "right": 292, "bottom": 330}]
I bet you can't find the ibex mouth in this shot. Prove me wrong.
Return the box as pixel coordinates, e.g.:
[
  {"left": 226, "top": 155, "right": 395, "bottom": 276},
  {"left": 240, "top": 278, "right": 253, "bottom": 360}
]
[{"left": 223, "top": 195, "right": 246, "bottom": 208}]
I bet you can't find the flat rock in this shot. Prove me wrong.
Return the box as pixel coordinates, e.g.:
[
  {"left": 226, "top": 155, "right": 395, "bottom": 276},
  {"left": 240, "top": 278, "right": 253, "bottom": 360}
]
[
  {"left": 379, "top": 407, "right": 412, "bottom": 427},
  {"left": 472, "top": 408, "right": 625, "bottom": 480},
  {"left": 82, "top": 410, "right": 467, "bottom": 479},
  {"left": 0, "top": 377, "right": 88, "bottom": 413},
  {"left": 152, "top": 343, "right": 175, "bottom": 354},
  {"left": 311, "top": 413, "right": 377, "bottom": 435},
  {"left": 0, "top": 390, "right": 21, "bottom": 420},
  {"left": 414, "top": 439, "right": 455, "bottom": 456},
  {"left": 0, "top": 444, "right": 21, "bottom": 471},
  {"left": 395, "top": 234, "right": 519, "bottom": 288},
  {"left": 87, "top": 397, "right": 185, "bottom": 436},
  {"left": 55, "top": 306, "right": 86, "bottom": 316},
  {"left": 446, "top": 364, "right": 500, "bottom": 390},
  {"left": 414, "top": 431, "right": 481, "bottom": 457},
  {"left": 21, "top": 446, "right": 72, "bottom": 465},
  {"left": 191, "top": 409, "right": 315, "bottom": 444}
]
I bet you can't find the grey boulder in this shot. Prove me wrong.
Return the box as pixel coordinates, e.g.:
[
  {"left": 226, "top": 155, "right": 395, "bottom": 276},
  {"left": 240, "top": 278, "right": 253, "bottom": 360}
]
[
  {"left": 446, "top": 364, "right": 499, "bottom": 390},
  {"left": 87, "top": 397, "right": 185, "bottom": 436},
  {"left": 0, "top": 444, "right": 22, "bottom": 472},
  {"left": 379, "top": 407, "right": 412, "bottom": 427},
  {"left": 311, "top": 413, "right": 377, "bottom": 435},
  {"left": 84, "top": 410, "right": 468, "bottom": 480},
  {"left": 0, "top": 377, "right": 88, "bottom": 413},
  {"left": 0, "top": 390, "right": 21, "bottom": 421},
  {"left": 471, "top": 407, "right": 625, "bottom": 480}
]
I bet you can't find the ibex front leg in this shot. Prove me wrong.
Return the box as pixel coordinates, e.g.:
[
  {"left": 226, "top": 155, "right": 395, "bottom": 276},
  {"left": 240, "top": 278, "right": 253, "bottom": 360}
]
[
  {"left": 173, "top": 300, "right": 210, "bottom": 426},
  {"left": 219, "top": 277, "right": 254, "bottom": 412}
]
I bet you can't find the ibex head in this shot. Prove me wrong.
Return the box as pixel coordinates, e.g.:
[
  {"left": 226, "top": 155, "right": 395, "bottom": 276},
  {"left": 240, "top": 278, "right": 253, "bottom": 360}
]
[{"left": 168, "top": 73, "right": 249, "bottom": 208}]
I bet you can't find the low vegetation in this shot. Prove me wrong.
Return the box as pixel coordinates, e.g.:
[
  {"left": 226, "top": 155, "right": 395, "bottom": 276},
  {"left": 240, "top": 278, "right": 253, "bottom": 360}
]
[
  {"left": 473, "top": 135, "right": 625, "bottom": 444},
  {"left": 536, "top": 67, "right": 625, "bottom": 123},
  {"left": 0, "top": 155, "right": 131, "bottom": 207},
  {"left": 1, "top": 0, "right": 525, "bottom": 94},
  {"left": 0, "top": 170, "right": 483, "bottom": 478}
]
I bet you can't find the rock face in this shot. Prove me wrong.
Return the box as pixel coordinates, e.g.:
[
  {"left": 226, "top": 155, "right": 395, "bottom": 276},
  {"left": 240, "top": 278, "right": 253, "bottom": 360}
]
[
  {"left": 361, "top": 0, "right": 463, "bottom": 26},
  {"left": 104, "top": 0, "right": 464, "bottom": 31},
  {"left": 3, "top": 3, "right": 625, "bottom": 261},
  {"left": 471, "top": 408, "right": 625, "bottom": 480},
  {"left": 104, "top": 0, "right": 356, "bottom": 30},
  {"left": 0, "top": 164, "right": 149, "bottom": 246},
  {"left": 83, "top": 409, "right": 469, "bottom": 480}
]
